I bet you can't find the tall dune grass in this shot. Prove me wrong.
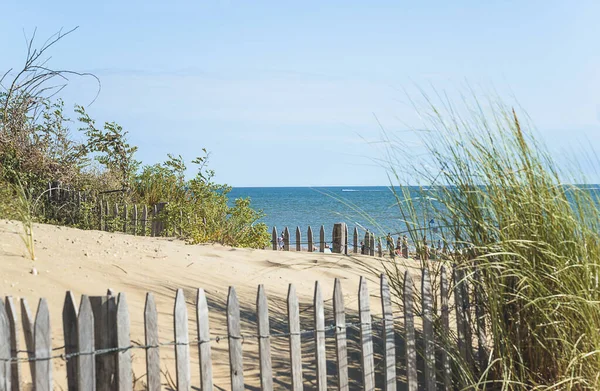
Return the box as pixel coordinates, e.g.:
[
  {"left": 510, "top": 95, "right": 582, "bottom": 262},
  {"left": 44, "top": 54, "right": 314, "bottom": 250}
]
[{"left": 386, "top": 96, "right": 600, "bottom": 389}]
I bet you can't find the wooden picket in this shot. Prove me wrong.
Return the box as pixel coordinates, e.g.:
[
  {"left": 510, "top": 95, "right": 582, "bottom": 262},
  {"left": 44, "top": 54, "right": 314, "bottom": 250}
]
[
  {"left": 141, "top": 206, "right": 148, "bottom": 236},
  {"left": 313, "top": 281, "right": 327, "bottom": 391},
  {"left": 5, "top": 297, "right": 19, "bottom": 391},
  {"left": 295, "top": 227, "right": 301, "bottom": 252},
  {"left": 403, "top": 271, "right": 417, "bottom": 391},
  {"left": 380, "top": 275, "right": 396, "bottom": 391},
  {"left": 440, "top": 267, "right": 452, "bottom": 391},
  {"left": 307, "top": 226, "right": 313, "bottom": 253},
  {"left": 20, "top": 299, "right": 35, "bottom": 378},
  {"left": 144, "top": 293, "right": 160, "bottom": 391},
  {"left": 227, "top": 287, "right": 244, "bottom": 391},
  {"left": 0, "top": 268, "right": 485, "bottom": 390},
  {"left": 0, "top": 300, "right": 10, "bottom": 391},
  {"left": 77, "top": 295, "right": 96, "bottom": 391},
  {"left": 174, "top": 289, "right": 191, "bottom": 391},
  {"left": 116, "top": 293, "right": 131, "bottom": 391},
  {"left": 421, "top": 269, "right": 436, "bottom": 391},
  {"left": 133, "top": 205, "right": 138, "bottom": 236},
  {"left": 34, "top": 299, "right": 52, "bottom": 391},
  {"left": 271, "top": 227, "right": 278, "bottom": 250},
  {"left": 286, "top": 285, "right": 303, "bottom": 391},
  {"left": 196, "top": 289, "right": 213, "bottom": 391},
  {"left": 283, "top": 227, "right": 290, "bottom": 252},
  {"left": 358, "top": 277, "right": 375, "bottom": 391},
  {"left": 333, "top": 278, "right": 349, "bottom": 391},
  {"left": 256, "top": 285, "right": 273, "bottom": 391},
  {"left": 319, "top": 225, "right": 325, "bottom": 253},
  {"left": 62, "top": 292, "right": 78, "bottom": 391}
]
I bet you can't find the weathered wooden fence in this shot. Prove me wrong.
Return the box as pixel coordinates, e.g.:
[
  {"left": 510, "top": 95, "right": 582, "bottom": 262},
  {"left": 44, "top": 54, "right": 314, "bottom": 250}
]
[
  {"left": 44, "top": 182, "right": 185, "bottom": 238},
  {"left": 271, "top": 223, "right": 414, "bottom": 258},
  {"left": 0, "top": 268, "right": 487, "bottom": 390}
]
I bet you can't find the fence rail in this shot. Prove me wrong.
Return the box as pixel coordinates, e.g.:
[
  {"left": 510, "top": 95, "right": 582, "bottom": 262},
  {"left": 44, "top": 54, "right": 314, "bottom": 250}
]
[{"left": 0, "top": 267, "right": 487, "bottom": 390}]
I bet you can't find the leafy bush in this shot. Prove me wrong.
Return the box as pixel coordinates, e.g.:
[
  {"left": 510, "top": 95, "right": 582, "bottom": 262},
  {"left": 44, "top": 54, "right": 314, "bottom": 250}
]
[{"left": 1, "top": 29, "right": 269, "bottom": 249}]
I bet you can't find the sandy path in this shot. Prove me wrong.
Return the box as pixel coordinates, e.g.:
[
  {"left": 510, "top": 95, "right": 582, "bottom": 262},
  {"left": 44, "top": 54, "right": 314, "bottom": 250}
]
[{"left": 0, "top": 220, "right": 424, "bottom": 390}]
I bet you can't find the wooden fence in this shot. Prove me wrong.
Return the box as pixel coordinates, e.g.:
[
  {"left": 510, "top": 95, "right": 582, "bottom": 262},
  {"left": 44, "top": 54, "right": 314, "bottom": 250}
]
[
  {"left": 0, "top": 267, "right": 486, "bottom": 390},
  {"left": 44, "top": 181, "right": 184, "bottom": 238},
  {"left": 271, "top": 223, "right": 415, "bottom": 258}
]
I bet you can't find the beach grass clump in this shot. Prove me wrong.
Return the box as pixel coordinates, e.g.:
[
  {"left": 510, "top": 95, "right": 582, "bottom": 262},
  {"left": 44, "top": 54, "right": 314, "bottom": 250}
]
[{"left": 387, "top": 96, "right": 600, "bottom": 389}]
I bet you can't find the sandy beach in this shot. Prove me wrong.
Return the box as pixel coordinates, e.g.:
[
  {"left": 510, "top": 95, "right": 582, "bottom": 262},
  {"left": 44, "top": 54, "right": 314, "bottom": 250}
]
[{"left": 0, "top": 219, "right": 423, "bottom": 390}]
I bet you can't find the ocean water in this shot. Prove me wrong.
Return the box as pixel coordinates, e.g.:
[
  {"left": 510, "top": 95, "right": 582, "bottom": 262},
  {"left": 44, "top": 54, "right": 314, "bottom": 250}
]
[
  {"left": 229, "top": 185, "right": 600, "bottom": 245},
  {"left": 228, "top": 186, "right": 424, "bottom": 238}
]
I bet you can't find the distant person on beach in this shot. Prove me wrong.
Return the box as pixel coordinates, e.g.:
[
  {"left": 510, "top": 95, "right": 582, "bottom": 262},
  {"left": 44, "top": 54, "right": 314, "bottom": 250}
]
[
  {"left": 395, "top": 236, "right": 402, "bottom": 255},
  {"left": 278, "top": 233, "right": 284, "bottom": 250},
  {"left": 360, "top": 241, "right": 365, "bottom": 254},
  {"left": 402, "top": 235, "right": 409, "bottom": 258}
]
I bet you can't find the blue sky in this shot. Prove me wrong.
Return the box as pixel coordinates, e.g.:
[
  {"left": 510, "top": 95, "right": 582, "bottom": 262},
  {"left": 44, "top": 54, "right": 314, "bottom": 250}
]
[{"left": 2, "top": 1, "right": 599, "bottom": 186}]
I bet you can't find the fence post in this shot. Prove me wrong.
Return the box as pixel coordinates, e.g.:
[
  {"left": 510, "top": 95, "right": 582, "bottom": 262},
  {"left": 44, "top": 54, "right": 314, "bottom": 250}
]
[
  {"left": 475, "top": 268, "right": 488, "bottom": 374},
  {"left": 295, "top": 227, "right": 301, "bottom": 252},
  {"left": 272, "top": 227, "right": 278, "bottom": 250},
  {"left": 89, "top": 295, "right": 117, "bottom": 391},
  {"left": 104, "top": 200, "right": 109, "bottom": 232},
  {"left": 257, "top": 285, "right": 273, "bottom": 391},
  {"left": 151, "top": 205, "right": 157, "bottom": 237},
  {"left": 34, "top": 299, "right": 52, "bottom": 391},
  {"left": 77, "top": 296, "right": 96, "bottom": 391},
  {"left": 116, "top": 293, "right": 131, "bottom": 391},
  {"left": 142, "top": 206, "right": 148, "bottom": 237},
  {"left": 113, "top": 204, "right": 119, "bottom": 232},
  {"left": 287, "top": 285, "right": 303, "bottom": 391},
  {"left": 5, "top": 297, "right": 20, "bottom": 391},
  {"left": 179, "top": 210, "right": 183, "bottom": 237},
  {"left": 307, "top": 226, "right": 313, "bottom": 252},
  {"left": 377, "top": 237, "right": 383, "bottom": 257},
  {"left": 344, "top": 224, "right": 348, "bottom": 255},
  {"left": 20, "top": 299, "right": 35, "bottom": 379},
  {"left": 155, "top": 202, "right": 167, "bottom": 236},
  {"left": 133, "top": 205, "right": 138, "bottom": 236},
  {"left": 227, "top": 287, "right": 244, "bottom": 391},
  {"left": 0, "top": 300, "right": 11, "bottom": 391},
  {"left": 122, "top": 204, "right": 128, "bottom": 234},
  {"left": 62, "top": 292, "right": 78, "bottom": 391},
  {"left": 403, "top": 272, "right": 417, "bottom": 391},
  {"left": 333, "top": 279, "right": 349, "bottom": 391},
  {"left": 332, "top": 223, "right": 347, "bottom": 254},
  {"left": 440, "top": 267, "right": 452, "bottom": 391},
  {"left": 454, "top": 267, "right": 469, "bottom": 373},
  {"left": 359, "top": 277, "right": 375, "bottom": 391},
  {"left": 363, "top": 231, "right": 369, "bottom": 255},
  {"left": 196, "top": 289, "right": 213, "bottom": 391},
  {"left": 369, "top": 233, "right": 375, "bottom": 256},
  {"left": 380, "top": 275, "right": 396, "bottom": 391},
  {"left": 99, "top": 200, "right": 104, "bottom": 231},
  {"left": 174, "top": 289, "right": 191, "bottom": 391},
  {"left": 422, "top": 269, "right": 436, "bottom": 391},
  {"left": 319, "top": 225, "right": 325, "bottom": 253},
  {"left": 353, "top": 227, "right": 358, "bottom": 254},
  {"left": 314, "top": 282, "right": 327, "bottom": 391},
  {"left": 144, "top": 294, "right": 160, "bottom": 391},
  {"left": 283, "top": 227, "right": 290, "bottom": 251}
]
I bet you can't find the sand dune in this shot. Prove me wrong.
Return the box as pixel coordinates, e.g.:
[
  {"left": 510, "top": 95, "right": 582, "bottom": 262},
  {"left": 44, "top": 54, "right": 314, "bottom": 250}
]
[{"left": 0, "top": 220, "right": 422, "bottom": 390}]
